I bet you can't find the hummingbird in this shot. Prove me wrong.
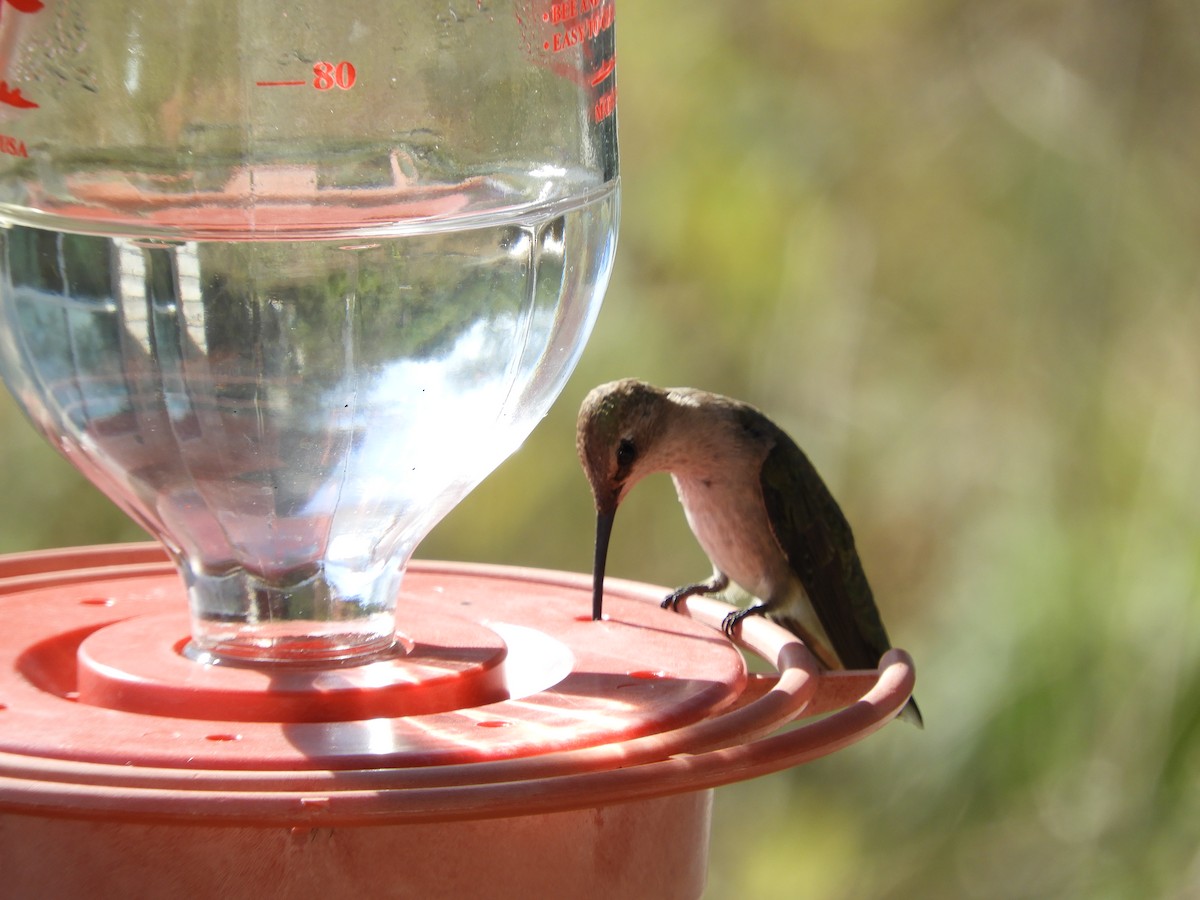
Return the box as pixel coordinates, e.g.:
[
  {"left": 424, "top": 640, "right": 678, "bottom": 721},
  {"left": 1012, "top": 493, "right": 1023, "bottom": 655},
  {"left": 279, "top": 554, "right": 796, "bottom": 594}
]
[{"left": 577, "top": 378, "right": 923, "bottom": 727}]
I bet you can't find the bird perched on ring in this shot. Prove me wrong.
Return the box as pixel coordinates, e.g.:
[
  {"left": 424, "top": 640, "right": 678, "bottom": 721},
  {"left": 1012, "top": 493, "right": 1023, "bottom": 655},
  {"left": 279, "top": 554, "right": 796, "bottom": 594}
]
[{"left": 577, "top": 378, "right": 923, "bottom": 728}]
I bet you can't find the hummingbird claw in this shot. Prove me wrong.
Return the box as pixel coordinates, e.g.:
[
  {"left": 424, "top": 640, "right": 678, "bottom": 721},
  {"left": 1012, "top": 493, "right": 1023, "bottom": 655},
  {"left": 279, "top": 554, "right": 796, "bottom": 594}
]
[
  {"left": 660, "top": 586, "right": 695, "bottom": 611},
  {"left": 661, "top": 573, "right": 731, "bottom": 612},
  {"left": 721, "top": 603, "right": 768, "bottom": 639}
]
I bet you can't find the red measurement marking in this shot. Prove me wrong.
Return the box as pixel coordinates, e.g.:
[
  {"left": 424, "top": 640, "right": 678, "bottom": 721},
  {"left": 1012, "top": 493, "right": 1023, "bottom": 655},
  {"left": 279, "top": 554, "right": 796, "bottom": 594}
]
[
  {"left": 593, "top": 88, "right": 615, "bottom": 122},
  {"left": 313, "top": 60, "right": 356, "bottom": 91},
  {"left": 0, "top": 133, "right": 28, "bottom": 157},
  {"left": 0, "top": 0, "right": 43, "bottom": 108},
  {"left": 4, "top": 0, "right": 44, "bottom": 11},
  {"left": 590, "top": 57, "right": 614, "bottom": 86},
  {"left": 258, "top": 61, "right": 356, "bottom": 91},
  {"left": 0, "top": 81, "right": 37, "bottom": 108}
]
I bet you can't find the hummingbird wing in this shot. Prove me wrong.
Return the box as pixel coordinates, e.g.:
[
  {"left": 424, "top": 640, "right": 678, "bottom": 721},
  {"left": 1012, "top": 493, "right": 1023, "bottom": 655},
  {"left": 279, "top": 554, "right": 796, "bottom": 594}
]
[{"left": 753, "top": 420, "right": 893, "bottom": 671}]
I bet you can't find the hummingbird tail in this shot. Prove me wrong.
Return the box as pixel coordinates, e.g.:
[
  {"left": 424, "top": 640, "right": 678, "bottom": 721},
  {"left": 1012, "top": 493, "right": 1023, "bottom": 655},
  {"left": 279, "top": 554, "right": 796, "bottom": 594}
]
[{"left": 897, "top": 696, "right": 924, "bottom": 729}]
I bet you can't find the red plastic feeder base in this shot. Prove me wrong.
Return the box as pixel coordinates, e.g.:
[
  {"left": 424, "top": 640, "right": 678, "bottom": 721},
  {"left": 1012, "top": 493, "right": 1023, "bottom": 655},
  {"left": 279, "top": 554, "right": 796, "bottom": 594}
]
[{"left": 0, "top": 543, "right": 916, "bottom": 899}]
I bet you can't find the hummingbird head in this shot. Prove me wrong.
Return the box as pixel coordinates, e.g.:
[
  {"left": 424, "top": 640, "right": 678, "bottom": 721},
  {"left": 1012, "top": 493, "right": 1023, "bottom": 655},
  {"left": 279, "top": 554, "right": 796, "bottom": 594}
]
[
  {"left": 576, "top": 378, "right": 670, "bottom": 514},
  {"left": 576, "top": 379, "right": 671, "bottom": 620}
]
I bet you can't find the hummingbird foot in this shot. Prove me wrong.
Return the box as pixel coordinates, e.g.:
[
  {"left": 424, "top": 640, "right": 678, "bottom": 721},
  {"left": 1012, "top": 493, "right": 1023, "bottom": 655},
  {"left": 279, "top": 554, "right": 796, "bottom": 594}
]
[
  {"left": 720, "top": 602, "right": 771, "bottom": 639},
  {"left": 661, "top": 572, "right": 730, "bottom": 611}
]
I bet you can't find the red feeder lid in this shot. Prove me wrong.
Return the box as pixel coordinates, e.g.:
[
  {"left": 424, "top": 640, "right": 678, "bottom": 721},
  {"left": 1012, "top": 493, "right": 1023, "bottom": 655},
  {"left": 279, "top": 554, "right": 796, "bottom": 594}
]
[{"left": 0, "top": 543, "right": 916, "bottom": 826}]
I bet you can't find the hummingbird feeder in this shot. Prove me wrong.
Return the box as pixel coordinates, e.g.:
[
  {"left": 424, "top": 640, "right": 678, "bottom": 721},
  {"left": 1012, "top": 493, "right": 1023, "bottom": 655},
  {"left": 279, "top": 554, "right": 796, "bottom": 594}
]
[{"left": 0, "top": 542, "right": 915, "bottom": 899}]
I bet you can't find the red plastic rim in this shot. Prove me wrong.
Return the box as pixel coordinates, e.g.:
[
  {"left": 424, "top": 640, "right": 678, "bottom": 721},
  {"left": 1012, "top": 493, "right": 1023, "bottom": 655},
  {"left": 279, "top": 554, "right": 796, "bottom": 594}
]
[{"left": 0, "top": 543, "right": 917, "bottom": 825}]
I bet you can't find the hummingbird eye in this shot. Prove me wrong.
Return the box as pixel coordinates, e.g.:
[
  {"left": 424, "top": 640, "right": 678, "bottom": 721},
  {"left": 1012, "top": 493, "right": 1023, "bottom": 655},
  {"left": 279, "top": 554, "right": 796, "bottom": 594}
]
[{"left": 615, "top": 438, "right": 638, "bottom": 471}]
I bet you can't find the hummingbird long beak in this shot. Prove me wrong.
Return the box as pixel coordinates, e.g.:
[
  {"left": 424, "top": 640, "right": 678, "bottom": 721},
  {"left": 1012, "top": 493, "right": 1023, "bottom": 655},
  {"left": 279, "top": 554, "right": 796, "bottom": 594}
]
[{"left": 592, "top": 508, "right": 616, "bottom": 621}]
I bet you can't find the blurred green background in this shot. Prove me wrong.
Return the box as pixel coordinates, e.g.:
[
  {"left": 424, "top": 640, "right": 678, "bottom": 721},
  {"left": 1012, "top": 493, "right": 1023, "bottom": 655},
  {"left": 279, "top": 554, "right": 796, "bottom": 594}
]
[{"left": 3, "top": 0, "right": 1200, "bottom": 897}]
